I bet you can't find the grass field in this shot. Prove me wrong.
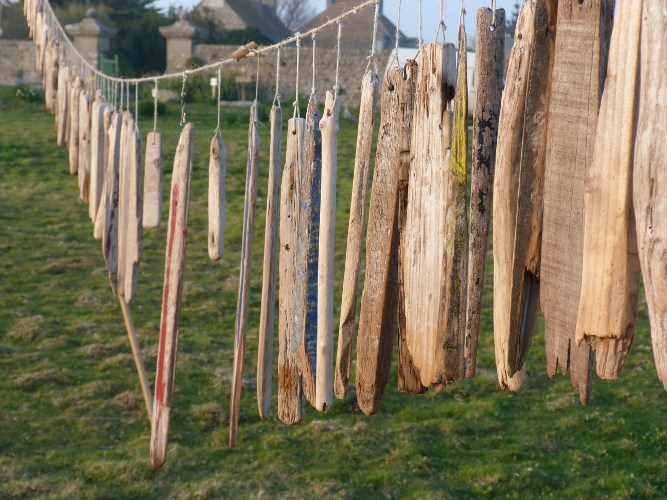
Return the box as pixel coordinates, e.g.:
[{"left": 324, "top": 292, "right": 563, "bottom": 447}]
[{"left": 1, "top": 87, "right": 666, "bottom": 498}]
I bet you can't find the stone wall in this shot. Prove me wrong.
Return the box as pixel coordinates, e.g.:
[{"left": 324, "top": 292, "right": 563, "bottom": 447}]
[
  {"left": 0, "top": 40, "right": 40, "bottom": 85},
  {"left": 195, "top": 44, "right": 393, "bottom": 107}
]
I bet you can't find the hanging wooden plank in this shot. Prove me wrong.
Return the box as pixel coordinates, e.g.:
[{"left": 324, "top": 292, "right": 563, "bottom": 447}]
[
  {"left": 68, "top": 77, "right": 82, "bottom": 176},
  {"left": 207, "top": 133, "right": 226, "bottom": 260},
  {"left": 78, "top": 90, "right": 92, "bottom": 204},
  {"left": 94, "top": 107, "right": 114, "bottom": 240},
  {"left": 56, "top": 64, "right": 70, "bottom": 148},
  {"left": 396, "top": 59, "right": 425, "bottom": 395},
  {"left": 89, "top": 98, "right": 108, "bottom": 223},
  {"left": 634, "top": 0, "right": 667, "bottom": 391},
  {"left": 402, "top": 41, "right": 457, "bottom": 388},
  {"left": 465, "top": 7, "right": 505, "bottom": 378},
  {"left": 294, "top": 99, "right": 321, "bottom": 406},
  {"left": 143, "top": 132, "right": 163, "bottom": 229},
  {"left": 229, "top": 102, "right": 260, "bottom": 448},
  {"left": 335, "top": 71, "right": 379, "bottom": 400},
  {"left": 575, "top": 0, "right": 642, "bottom": 380},
  {"left": 542, "top": 0, "right": 613, "bottom": 404},
  {"left": 257, "top": 104, "right": 283, "bottom": 419},
  {"left": 150, "top": 122, "right": 195, "bottom": 469},
  {"left": 278, "top": 116, "right": 306, "bottom": 425},
  {"left": 356, "top": 69, "right": 403, "bottom": 415},
  {"left": 315, "top": 90, "right": 339, "bottom": 412},
  {"left": 44, "top": 40, "right": 58, "bottom": 114},
  {"left": 101, "top": 111, "right": 123, "bottom": 291}
]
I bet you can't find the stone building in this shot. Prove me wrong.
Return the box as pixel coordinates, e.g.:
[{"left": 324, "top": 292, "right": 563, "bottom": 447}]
[{"left": 195, "top": 0, "right": 290, "bottom": 42}]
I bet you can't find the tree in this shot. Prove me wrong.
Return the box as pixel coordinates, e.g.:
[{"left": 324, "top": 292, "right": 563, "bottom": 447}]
[
  {"left": 278, "top": 0, "right": 313, "bottom": 31},
  {"left": 506, "top": 2, "right": 520, "bottom": 36}
]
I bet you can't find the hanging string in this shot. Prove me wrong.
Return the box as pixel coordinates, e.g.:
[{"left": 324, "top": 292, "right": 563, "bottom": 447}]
[
  {"left": 490, "top": 0, "right": 497, "bottom": 31},
  {"left": 310, "top": 33, "right": 317, "bottom": 102},
  {"left": 135, "top": 82, "right": 139, "bottom": 128},
  {"left": 215, "top": 66, "right": 222, "bottom": 134},
  {"left": 119, "top": 80, "right": 124, "bottom": 112},
  {"left": 293, "top": 34, "right": 301, "bottom": 118},
  {"left": 418, "top": 0, "right": 423, "bottom": 48},
  {"left": 460, "top": 0, "right": 466, "bottom": 27},
  {"left": 334, "top": 22, "right": 342, "bottom": 99},
  {"left": 366, "top": 0, "right": 380, "bottom": 73},
  {"left": 391, "top": 0, "right": 402, "bottom": 67},
  {"left": 255, "top": 53, "right": 260, "bottom": 103},
  {"left": 273, "top": 48, "right": 281, "bottom": 107},
  {"left": 180, "top": 71, "right": 188, "bottom": 128},
  {"left": 153, "top": 79, "right": 158, "bottom": 135},
  {"left": 436, "top": 0, "right": 447, "bottom": 42}
]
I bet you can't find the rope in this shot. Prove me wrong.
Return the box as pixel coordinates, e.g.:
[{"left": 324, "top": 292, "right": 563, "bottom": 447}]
[
  {"left": 310, "top": 33, "right": 317, "bottom": 101},
  {"left": 255, "top": 53, "right": 260, "bottom": 102},
  {"left": 180, "top": 72, "right": 188, "bottom": 128},
  {"left": 334, "top": 22, "right": 342, "bottom": 99},
  {"left": 460, "top": 0, "right": 466, "bottom": 27},
  {"left": 153, "top": 79, "right": 158, "bottom": 135},
  {"left": 436, "top": 0, "right": 447, "bottom": 42},
  {"left": 490, "top": 0, "right": 497, "bottom": 31},
  {"left": 418, "top": 0, "right": 423, "bottom": 48},
  {"left": 215, "top": 66, "right": 222, "bottom": 133},
  {"left": 391, "top": 0, "right": 402, "bottom": 67},
  {"left": 134, "top": 82, "right": 139, "bottom": 128},
  {"left": 273, "top": 48, "right": 281, "bottom": 107},
  {"left": 365, "top": 0, "right": 380, "bottom": 73},
  {"left": 293, "top": 35, "right": 301, "bottom": 118}
]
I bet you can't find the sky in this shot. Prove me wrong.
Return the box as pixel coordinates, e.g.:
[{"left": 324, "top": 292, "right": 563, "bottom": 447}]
[{"left": 153, "top": 0, "right": 519, "bottom": 43}]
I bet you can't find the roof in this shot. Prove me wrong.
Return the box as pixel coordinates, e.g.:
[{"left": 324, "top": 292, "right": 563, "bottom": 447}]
[{"left": 198, "top": 0, "right": 291, "bottom": 43}]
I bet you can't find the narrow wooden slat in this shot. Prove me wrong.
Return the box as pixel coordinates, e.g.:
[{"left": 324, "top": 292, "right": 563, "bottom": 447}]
[
  {"left": 89, "top": 98, "right": 108, "bottom": 223},
  {"left": 575, "top": 0, "right": 642, "bottom": 380},
  {"left": 78, "top": 91, "right": 92, "bottom": 204},
  {"left": 56, "top": 64, "right": 70, "bottom": 148},
  {"left": 634, "top": 0, "right": 667, "bottom": 390},
  {"left": 150, "top": 122, "right": 195, "bottom": 468},
  {"left": 102, "top": 111, "right": 122, "bottom": 292},
  {"left": 44, "top": 40, "right": 58, "bottom": 114},
  {"left": 542, "top": 0, "right": 613, "bottom": 404},
  {"left": 207, "top": 133, "right": 226, "bottom": 260},
  {"left": 257, "top": 104, "right": 283, "bottom": 419},
  {"left": 356, "top": 69, "right": 403, "bottom": 414},
  {"left": 335, "top": 71, "right": 379, "bottom": 400},
  {"left": 402, "top": 42, "right": 457, "bottom": 388},
  {"left": 465, "top": 8, "right": 505, "bottom": 378},
  {"left": 278, "top": 117, "right": 306, "bottom": 425},
  {"left": 68, "top": 78, "right": 82, "bottom": 175},
  {"left": 315, "top": 91, "right": 339, "bottom": 412},
  {"left": 143, "top": 132, "right": 163, "bottom": 229},
  {"left": 229, "top": 102, "right": 260, "bottom": 447},
  {"left": 94, "top": 107, "right": 114, "bottom": 240}
]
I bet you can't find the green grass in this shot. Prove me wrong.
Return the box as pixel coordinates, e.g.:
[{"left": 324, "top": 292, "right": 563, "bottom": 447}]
[{"left": 1, "top": 87, "right": 666, "bottom": 498}]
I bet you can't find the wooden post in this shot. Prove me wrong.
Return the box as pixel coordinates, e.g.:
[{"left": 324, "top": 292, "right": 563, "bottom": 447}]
[
  {"left": 575, "top": 0, "right": 642, "bottom": 380},
  {"left": 335, "top": 71, "right": 379, "bottom": 400},
  {"left": 89, "top": 98, "right": 108, "bottom": 223},
  {"left": 279, "top": 116, "right": 306, "bottom": 425},
  {"left": 542, "top": 0, "right": 614, "bottom": 404},
  {"left": 150, "top": 122, "right": 195, "bottom": 469},
  {"left": 102, "top": 111, "right": 122, "bottom": 293},
  {"left": 257, "top": 104, "right": 283, "bottom": 419},
  {"left": 465, "top": 8, "right": 505, "bottom": 378},
  {"left": 356, "top": 69, "right": 403, "bottom": 415},
  {"left": 208, "top": 133, "right": 226, "bottom": 260},
  {"left": 143, "top": 132, "right": 163, "bottom": 230},
  {"left": 229, "top": 102, "right": 260, "bottom": 448},
  {"left": 68, "top": 77, "right": 82, "bottom": 175},
  {"left": 316, "top": 91, "right": 339, "bottom": 412},
  {"left": 634, "top": 0, "right": 667, "bottom": 391}
]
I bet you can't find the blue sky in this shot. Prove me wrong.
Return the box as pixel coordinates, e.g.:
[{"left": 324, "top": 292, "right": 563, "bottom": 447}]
[{"left": 153, "top": 0, "right": 518, "bottom": 43}]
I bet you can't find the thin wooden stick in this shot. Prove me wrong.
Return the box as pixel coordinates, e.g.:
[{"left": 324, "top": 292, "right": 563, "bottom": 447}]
[
  {"left": 257, "top": 104, "right": 283, "bottom": 419},
  {"left": 150, "top": 122, "right": 195, "bottom": 468},
  {"left": 634, "top": 0, "right": 667, "bottom": 391},
  {"left": 229, "top": 102, "right": 260, "bottom": 448},
  {"left": 335, "top": 71, "right": 378, "bottom": 400},
  {"left": 207, "top": 132, "right": 226, "bottom": 260},
  {"left": 118, "top": 294, "right": 152, "bottom": 422},
  {"left": 143, "top": 132, "right": 163, "bottom": 229},
  {"left": 465, "top": 7, "right": 505, "bottom": 378}
]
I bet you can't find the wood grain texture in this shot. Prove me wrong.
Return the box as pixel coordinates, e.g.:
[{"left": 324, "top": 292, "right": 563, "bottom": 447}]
[
  {"left": 143, "top": 132, "right": 163, "bottom": 230},
  {"left": 356, "top": 69, "right": 403, "bottom": 414},
  {"left": 542, "top": 0, "right": 614, "bottom": 404},
  {"left": 150, "top": 123, "right": 195, "bottom": 468},
  {"left": 316, "top": 91, "right": 339, "bottom": 412},
  {"left": 335, "top": 71, "right": 379, "bottom": 400},
  {"left": 278, "top": 117, "right": 306, "bottom": 425},
  {"left": 257, "top": 104, "right": 283, "bottom": 419},
  {"left": 396, "top": 60, "right": 425, "bottom": 395},
  {"left": 43, "top": 40, "right": 58, "bottom": 114},
  {"left": 94, "top": 107, "right": 114, "bottom": 240},
  {"left": 89, "top": 98, "right": 108, "bottom": 223},
  {"left": 78, "top": 91, "right": 92, "bottom": 204},
  {"left": 575, "top": 0, "right": 642, "bottom": 379},
  {"left": 56, "top": 64, "right": 70, "bottom": 148},
  {"left": 102, "top": 111, "right": 122, "bottom": 293},
  {"left": 634, "top": 0, "right": 667, "bottom": 390},
  {"left": 208, "top": 133, "right": 226, "bottom": 260},
  {"left": 465, "top": 8, "right": 505, "bottom": 378},
  {"left": 229, "top": 102, "right": 260, "bottom": 447},
  {"left": 68, "top": 78, "right": 82, "bottom": 175},
  {"left": 402, "top": 42, "right": 457, "bottom": 388}
]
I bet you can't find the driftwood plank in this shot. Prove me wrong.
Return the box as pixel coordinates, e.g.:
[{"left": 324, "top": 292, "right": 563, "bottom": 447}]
[
  {"left": 89, "top": 98, "right": 108, "bottom": 223},
  {"left": 634, "top": 0, "right": 667, "bottom": 390},
  {"left": 102, "top": 111, "right": 122, "bottom": 292},
  {"left": 44, "top": 40, "right": 58, "bottom": 114},
  {"left": 94, "top": 107, "right": 114, "bottom": 240},
  {"left": 316, "top": 91, "right": 339, "bottom": 412},
  {"left": 335, "top": 71, "right": 379, "bottom": 400},
  {"left": 575, "top": 0, "right": 642, "bottom": 380},
  {"left": 143, "top": 132, "right": 163, "bottom": 229},
  {"left": 68, "top": 78, "right": 82, "bottom": 175},
  {"left": 56, "top": 64, "right": 70, "bottom": 148},
  {"left": 150, "top": 123, "right": 195, "bottom": 468},
  {"left": 542, "top": 0, "right": 613, "bottom": 404},
  {"left": 278, "top": 116, "right": 306, "bottom": 425},
  {"left": 257, "top": 104, "right": 283, "bottom": 419},
  {"left": 396, "top": 60, "right": 425, "bottom": 395},
  {"left": 78, "top": 91, "right": 92, "bottom": 204},
  {"left": 229, "top": 102, "right": 260, "bottom": 447},
  {"left": 402, "top": 42, "right": 457, "bottom": 388},
  {"left": 356, "top": 69, "right": 403, "bottom": 414},
  {"left": 465, "top": 8, "right": 505, "bottom": 378},
  {"left": 208, "top": 133, "right": 226, "bottom": 260}
]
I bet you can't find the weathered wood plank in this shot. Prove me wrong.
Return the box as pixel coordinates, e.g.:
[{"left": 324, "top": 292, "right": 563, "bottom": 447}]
[
  {"left": 335, "top": 71, "right": 379, "bottom": 400},
  {"left": 465, "top": 8, "right": 505, "bottom": 378},
  {"left": 150, "top": 122, "right": 195, "bottom": 468},
  {"left": 68, "top": 77, "right": 82, "bottom": 175},
  {"left": 102, "top": 111, "right": 122, "bottom": 292},
  {"left": 542, "top": 0, "right": 613, "bottom": 404},
  {"left": 208, "top": 133, "right": 226, "bottom": 260},
  {"left": 278, "top": 116, "right": 306, "bottom": 425},
  {"left": 89, "top": 98, "right": 108, "bottom": 223},
  {"left": 44, "top": 40, "right": 58, "bottom": 114},
  {"left": 316, "top": 91, "right": 339, "bottom": 412},
  {"left": 575, "top": 0, "right": 642, "bottom": 380},
  {"left": 78, "top": 90, "right": 92, "bottom": 204},
  {"left": 56, "top": 64, "right": 70, "bottom": 148},
  {"left": 402, "top": 41, "right": 457, "bottom": 388},
  {"left": 143, "top": 132, "right": 163, "bottom": 229},
  {"left": 634, "top": 0, "right": 667, "bottom": 391},
  {"left": 94, "top": 107, "right": 114, "bottom": 240},
  {"left": 229, "top": 102, "right": 260, "bottom": 447},
  {"left": 257, "top": 104, "right": 283, "bottom": 419}
]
